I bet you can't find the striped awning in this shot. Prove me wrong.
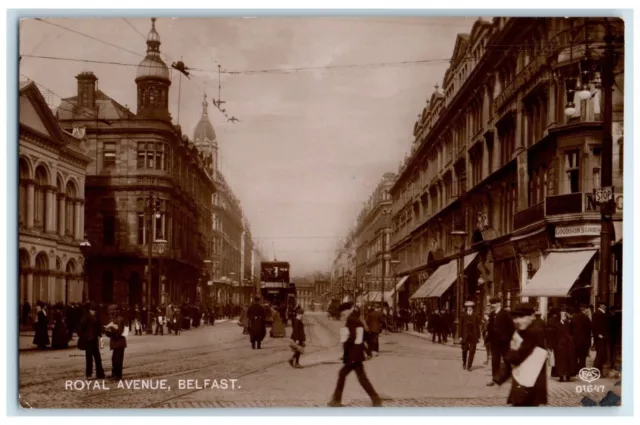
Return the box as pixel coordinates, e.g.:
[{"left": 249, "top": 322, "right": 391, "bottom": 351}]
[{"left": 520, "top": 249, "right": 597, "bottom": 297}]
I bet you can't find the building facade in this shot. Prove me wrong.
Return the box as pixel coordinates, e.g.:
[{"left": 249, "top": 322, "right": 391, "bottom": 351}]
[
  {"left": 390, "top": 18, "right": 624, "bottom": 319},
  {"left": 19, "top": 81, "right": 92, "bottom": 307},
  {"left": 353, "top": 172, "right": 401, "bottom": 306},
  {"left": 56, "top": 19, "right": 215, "bottom": 307},
  {"left": 293, "top": 277, "right": 315, "bottom": 310}
]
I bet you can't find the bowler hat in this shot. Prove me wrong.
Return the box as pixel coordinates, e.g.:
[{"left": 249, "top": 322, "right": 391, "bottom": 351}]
[
  {"left": 464, "top": 301, "right": 475, "bottom": 307},
  {"left": 511, "top": 303, "right": 536, "bottom": 317},
  {"left": 489, "top": 297, "right": 501, "bottom": 304}
]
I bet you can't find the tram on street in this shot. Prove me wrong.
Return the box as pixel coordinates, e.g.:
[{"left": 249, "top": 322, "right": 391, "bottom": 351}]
[{"left": 260, "top": 261, "right": 296, "bottom": 321}]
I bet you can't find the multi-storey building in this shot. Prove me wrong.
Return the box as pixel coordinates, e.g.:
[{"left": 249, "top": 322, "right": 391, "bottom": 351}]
[
  {"left": 19, "top": 81, "right": 92, "bottom": 307},
  {"left": 391, "top": 18, "right": 623, "bottom": 318},
  {"left": 330, "top": 235, "right": 356, "bottom": 302},
  {"left": 55, "top": 18, "right": 215, "bottom": 307},
  {"left": 353, "top": 172, "right": 407, "bottom": 307},
  {"left": 292, "top": 277, "right": 315, "bottom": 310}
]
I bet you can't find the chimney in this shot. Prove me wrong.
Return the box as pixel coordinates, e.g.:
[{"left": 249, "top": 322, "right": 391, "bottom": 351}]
[{"left": 75, "top": 72, "right": 98, "bottom": 108}]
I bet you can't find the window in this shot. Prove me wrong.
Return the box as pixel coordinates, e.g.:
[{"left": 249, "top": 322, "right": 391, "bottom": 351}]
[
  {"left": 65, "top": 183, "right": 77, "bottom": 237},
  {"left": 565, "top": 150, "right": 581, "bottom": 193},
  {"left": 34, "top": 167, "right": 48, "bottom": 229},
  {"left": 137, "top": 142, "right": 169, "bottom": 170},
  {"left": 592, "top": 148, "right": 602, "bottom": 190},
  {"left": 103, "top": 142, "right": 116, "bottom": 169},
  {"left": 103, "top": 215, "right": 115, "bottom": 245}
]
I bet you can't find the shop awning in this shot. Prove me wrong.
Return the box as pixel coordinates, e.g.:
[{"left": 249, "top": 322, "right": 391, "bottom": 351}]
[
  {"left": 613, "top": 221, "right": 623, "bottom": 244},
  {"left": 410, "top": 263, "right": 450, "bottom": 299},
  {"left": 394, "top": 275, "right": 410, "bottom": 292},
  {"left": 427, "top": 253, "right": 479, "bottom": 298},
  {"left": 410, "top": 253, "right": 479, "bottom": 299},
  {"left": 520, "top": 249, "right": 597, "bottom": 297},
  {"left": 367, "top": 291, "right": 395, "bottom": 303}
]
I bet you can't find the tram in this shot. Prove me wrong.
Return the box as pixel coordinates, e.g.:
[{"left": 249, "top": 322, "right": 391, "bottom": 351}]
[{"left": 260, "top": 261, "right": 297, "bottom": 322}]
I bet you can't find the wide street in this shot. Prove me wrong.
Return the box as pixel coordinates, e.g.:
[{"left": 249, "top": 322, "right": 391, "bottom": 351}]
[{"left": 18, "top": 313, "right": 618, "bottom": 409}]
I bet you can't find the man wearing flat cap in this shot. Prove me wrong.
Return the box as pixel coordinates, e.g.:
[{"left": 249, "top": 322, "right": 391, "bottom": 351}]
[
  {"left": 104, "top": 304, "right": 127, "bottom": 380},
  {"left": 572, "top": 304, "right": 592, "bottom": 372},
  {"left": 460, "top": 301, "right": 481, "bottom": 371},
  {"left": 591, "top": 299, "right": 609, "bottom": 375},
  {"left": 486, "top": 297, "right": 514, "bottom": 386},
  {"left": 492, "top": 303, "right": 548, "bottom": 406}
]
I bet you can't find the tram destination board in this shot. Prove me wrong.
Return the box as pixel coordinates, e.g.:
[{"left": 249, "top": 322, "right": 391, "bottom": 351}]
[{"left": 260, "top": 261, "right": 290, "bottom": 283}]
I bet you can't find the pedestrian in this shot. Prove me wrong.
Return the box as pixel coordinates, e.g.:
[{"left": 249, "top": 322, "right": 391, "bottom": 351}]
[
  {"left": 415, "top": 307, "right": 426, "bottom": 333},
  {"left": 166, "top": 304, "right": 174, "bottom": 334},
  {"left": 155, "top": 308, "right": 164, "bottom": 336},
  {"left": 591, "top": 299, "right": 609, "bottom": 375},
  {"left": 486, "top": 297, "right": 514, "bottom": 386},
  {"left": 104, "top": 304, "right": 127, "bottom": 380},
  {"left": 78, "top": 302, "right": 105, "bottom": 380},
  {"left": 174, "top": 307, "right": 182, "bottom": 335},
  {"left": 270, "top": 309, "right": 286, "bottom": 338},
  {"left": 481, "top": 311, "right": 491, "bottom": 365},
  {"left": 572, "top": 304, "right": 592, "bottom": 371},
  {"left": 248, "top": 297, "right": 266, "bottom": 349},
  {"left": 551, "top": 307, "right": 577, "bottom": 382},
  {"left": 32, "top": 301, "right": 49, "bottom": 349},
  {"left": 328, "top": 307, "right": 382, "bottom": 407},
  {"left": 492, "top": 303, "right": 548, "bottom": 407},
  {"left": 289, "top": 308, "right": 306, "bottom": 368},
  {"left": 51, "top": 303, "right": 69, "bottom": 349},
  {"left": 460, "top": 301, "right": 481, "bottom": 371},
  {"left": 365, "top": 306, "right": 382, "bottom": 356},
  {"left": 133, "top": 305, "right": 142, "bottom": 336},
  {"left": 428, "top": 309, "right": 441, "bottom": 343}
]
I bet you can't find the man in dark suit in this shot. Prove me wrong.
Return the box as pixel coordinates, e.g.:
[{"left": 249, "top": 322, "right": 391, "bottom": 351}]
[
  {"left": 104, "top": 304, "right": 127, "bottom": 380},
  {"left": 572, "top": 304, "right": 592, "bottom": 371},
  {"left": 493, "top": 303, "right": 548, "bottom": 407},
  {"left": 429, "top": 310, "right": 441, "bottom": 343},
  {"left": 328, "top": 307, "right": 382, "bottom": 407},
  {"left": 591, "top": 299, "right": 609, "bottom": 375},
  {"left": 486, "top": 297, "right": 515, "bottom": 386},
  {"left": 460, "top": 301, "right": 481, "bottom": 371},
  {"left": 248, "top": 297, "right": 267, "bottom": 349}
]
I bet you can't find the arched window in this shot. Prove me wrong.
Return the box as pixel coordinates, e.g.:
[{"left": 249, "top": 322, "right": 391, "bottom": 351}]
[
  {"left": 19, "top": 159, "right": 30, "bottom": 226},
  {"left": 34, "top": 252, "right": 49, "bottom": 303},
  {"left": 34, "top": 166, "right": 48, "bottom": 229},
  {"left": 65, "top": 181, "right": 77, "bottom": 237}
]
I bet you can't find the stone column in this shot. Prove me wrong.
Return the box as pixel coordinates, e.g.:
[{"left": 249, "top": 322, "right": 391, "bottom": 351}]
[
  {"left": 26, "top": 183, "right": 35, "bottom": 228},
  {"left": 58, "top": 194, "right": 66, "bottom": 236},
  {"left": 27, "top": 273, "right": 34, "bottom": 307},
  {"left": 45, "top": 188, "right": 55, "bottom": 233},
  {"left": 74, "top": 201, "right": 82, "bottom": 241}
]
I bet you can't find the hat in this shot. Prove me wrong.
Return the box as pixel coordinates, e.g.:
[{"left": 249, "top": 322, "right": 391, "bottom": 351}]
[
  {"left": 89, "top": 301, "right": 98, "bottom": 311},
  {"left": 464, "top": 301, "right": 475, "bottom": 307},
  {"left": 489, "top": 297, "right": 501, "bottom": 304},
  {"left": 107, "top": 304, "right": 119, "bottom": 313},
  {"left": 511, "top": 303, "right": 536, "bottom": 317}
]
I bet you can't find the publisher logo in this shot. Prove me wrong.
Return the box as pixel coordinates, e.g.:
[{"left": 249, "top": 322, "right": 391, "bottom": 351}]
[{"left": 579, "top": 367, "right": 601, "bottom": 383}]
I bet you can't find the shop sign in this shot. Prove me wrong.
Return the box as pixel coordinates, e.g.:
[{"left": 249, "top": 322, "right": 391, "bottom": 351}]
[{"left": 555, "top": 224, "right": 601, "bottom": 238}]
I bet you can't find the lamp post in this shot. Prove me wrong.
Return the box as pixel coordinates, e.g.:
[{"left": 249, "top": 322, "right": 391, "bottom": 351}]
[
  {"left": 145, "top": 192, "right": 163, "bottom": 334},
  {"left": 79, "top": 235, "right": 91, "bottom": 303},
  {"left": 156, "top": 237, "right": 167, "bottom": 305},
  {"left": 203, "top": 259, "right": 212, "bottom": 306},
  {"left": 451, "top": 230, "right": 468, "bottom": 341},
  {"left": 390, "top": 260, "right": 400, "bottom": 326}
]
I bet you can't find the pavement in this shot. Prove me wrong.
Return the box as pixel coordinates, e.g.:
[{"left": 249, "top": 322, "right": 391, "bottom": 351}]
[{"left": 17, "top": 313, "right": 622, "bottom": 409}]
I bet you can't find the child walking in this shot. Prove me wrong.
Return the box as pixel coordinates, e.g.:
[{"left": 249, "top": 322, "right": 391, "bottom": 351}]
[{"left": 289, "top": 308, "right": 306, "bottom": 368}]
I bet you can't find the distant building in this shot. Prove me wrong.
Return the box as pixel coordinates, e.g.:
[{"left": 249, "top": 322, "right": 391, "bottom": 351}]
[{"left": 19, "top": 80, "right": 92, "bottom": 307}]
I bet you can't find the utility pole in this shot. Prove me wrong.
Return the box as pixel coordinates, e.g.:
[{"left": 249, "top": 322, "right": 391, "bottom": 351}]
[{"left": 598, "top": 24, "right": 616, "bottom": 307}]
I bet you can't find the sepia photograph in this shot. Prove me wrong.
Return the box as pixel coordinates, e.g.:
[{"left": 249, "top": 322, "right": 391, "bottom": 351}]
[{"left": 15, "top": 14, "right": 625, "bottom": 409}]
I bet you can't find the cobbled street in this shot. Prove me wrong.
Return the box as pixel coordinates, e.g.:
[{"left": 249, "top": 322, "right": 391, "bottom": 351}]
[{"left": 18, "top": 313, "right": 619, "bottom": 409}]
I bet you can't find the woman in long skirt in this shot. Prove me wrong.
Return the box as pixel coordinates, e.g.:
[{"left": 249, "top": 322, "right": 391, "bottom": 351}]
[
  {"left": 51, "top": 303, "right": 69, "bottom": 349},
  {"left": 33, "top": 302, "right": 50, "bottom": 349}
]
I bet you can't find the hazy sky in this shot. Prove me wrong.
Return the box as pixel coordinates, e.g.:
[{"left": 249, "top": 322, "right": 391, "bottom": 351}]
[{"left": 19, "top": 16, "right": 476, "bottom": 275}]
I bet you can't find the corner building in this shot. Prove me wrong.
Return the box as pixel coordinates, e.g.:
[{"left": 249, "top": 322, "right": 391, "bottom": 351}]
[
  {"left": 56, "top": 19, "right": 215, "bottom": 307},
  {"left": 390, "top": 18, "right": 624, "bottom": 318}
]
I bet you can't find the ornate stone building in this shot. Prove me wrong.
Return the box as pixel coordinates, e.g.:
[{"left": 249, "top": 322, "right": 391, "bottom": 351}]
[
  {"left": 55, "top": 18, "right": 215, "bottom": 307},
  {"left": 192, "top": 93, "right": 254, "bottom": 305},
  {"left": 391, "top": 18, "right": 624, "bottom": 318},
  {"left": 19, "top": 81, "right": 92, "bottom": 307}
]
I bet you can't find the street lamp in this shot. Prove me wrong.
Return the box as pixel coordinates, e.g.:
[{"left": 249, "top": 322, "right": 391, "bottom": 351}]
[
  {"left": 390, "top": 260, "right": 400, "bottom": 327},
  {"left": 79, "top": 235, "right": 91, "bottom": 303},
  {"left": 145, "top": 193, "right": 163, "bottom": 334},
  {"left": 451, "top": 230, "right": 468, "bottom": 341},
  {"left": 155, "top": 237, "right": 167, "bottom": 305}
]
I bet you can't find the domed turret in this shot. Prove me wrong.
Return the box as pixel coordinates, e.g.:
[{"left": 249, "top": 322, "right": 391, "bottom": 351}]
[
  {"left": 135, "top": 18, "right": 171, "bottom": 120},
  {"left": 193, "top": 93, "right": 218, "bottom": 173}
]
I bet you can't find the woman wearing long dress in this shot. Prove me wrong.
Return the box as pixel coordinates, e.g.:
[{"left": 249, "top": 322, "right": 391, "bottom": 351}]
[
  {"left": 51, "top": 303, "right": 69, "bottom": 349},
  {"left": 33, "top": 302, "right": 50, "bottom": 349},
  {"left": 270, "top": 310, "right": 286, "bottom": 338}
]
